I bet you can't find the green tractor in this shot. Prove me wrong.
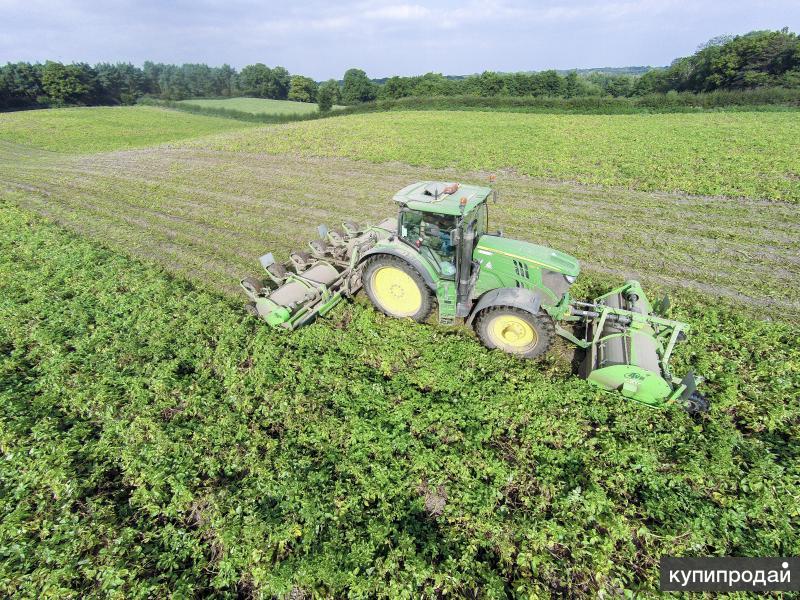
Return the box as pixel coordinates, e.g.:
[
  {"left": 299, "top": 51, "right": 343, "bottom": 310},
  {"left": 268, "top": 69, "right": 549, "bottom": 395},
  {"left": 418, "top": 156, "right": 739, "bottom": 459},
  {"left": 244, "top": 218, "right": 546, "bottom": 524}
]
[{"left": 241, "top": 181, "right": 707, "bottom": 413}]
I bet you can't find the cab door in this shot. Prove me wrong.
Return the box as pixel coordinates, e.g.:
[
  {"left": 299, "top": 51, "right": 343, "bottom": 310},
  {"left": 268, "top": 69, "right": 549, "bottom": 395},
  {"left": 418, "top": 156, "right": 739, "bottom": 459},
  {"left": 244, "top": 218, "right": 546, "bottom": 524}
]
[{"left": 455, "top": 204, "right": 486, "bottom": 317}]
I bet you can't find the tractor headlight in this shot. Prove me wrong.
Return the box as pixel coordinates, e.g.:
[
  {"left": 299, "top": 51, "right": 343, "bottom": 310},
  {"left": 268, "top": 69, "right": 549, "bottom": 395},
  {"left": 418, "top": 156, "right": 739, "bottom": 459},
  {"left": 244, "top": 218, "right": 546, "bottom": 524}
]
[{"left": 564, "top": 274, "right": 577, "bottom": 284}]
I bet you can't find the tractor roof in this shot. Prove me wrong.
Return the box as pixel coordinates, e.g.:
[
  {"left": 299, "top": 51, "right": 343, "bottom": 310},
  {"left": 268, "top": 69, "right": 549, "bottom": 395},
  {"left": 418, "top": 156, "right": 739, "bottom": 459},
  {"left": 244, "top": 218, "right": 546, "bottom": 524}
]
[{"left": 393, "top": 181, "right": 491, "bottom": 216}]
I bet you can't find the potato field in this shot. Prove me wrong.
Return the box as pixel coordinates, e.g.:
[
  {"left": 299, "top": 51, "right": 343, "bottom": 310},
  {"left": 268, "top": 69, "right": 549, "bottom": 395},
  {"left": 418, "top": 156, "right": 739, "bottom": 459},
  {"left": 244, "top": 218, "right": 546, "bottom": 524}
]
[{"left": 0, "top": 105, "right": 798, "bottom": 598}]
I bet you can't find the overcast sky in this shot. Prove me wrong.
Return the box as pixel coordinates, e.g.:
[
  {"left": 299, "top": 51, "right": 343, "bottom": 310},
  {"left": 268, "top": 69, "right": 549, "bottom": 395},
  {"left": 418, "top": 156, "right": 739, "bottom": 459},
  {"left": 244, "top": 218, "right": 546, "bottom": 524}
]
[{"left": 1, "top": 1, "right": 797, "bottom": 79}]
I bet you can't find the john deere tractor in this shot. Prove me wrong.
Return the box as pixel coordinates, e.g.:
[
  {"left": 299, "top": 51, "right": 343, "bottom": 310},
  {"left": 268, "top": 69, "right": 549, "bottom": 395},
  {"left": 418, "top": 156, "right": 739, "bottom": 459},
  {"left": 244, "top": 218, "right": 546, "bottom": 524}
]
[{"left": 241, "top": 181, "right": 706, "bottom": 412}]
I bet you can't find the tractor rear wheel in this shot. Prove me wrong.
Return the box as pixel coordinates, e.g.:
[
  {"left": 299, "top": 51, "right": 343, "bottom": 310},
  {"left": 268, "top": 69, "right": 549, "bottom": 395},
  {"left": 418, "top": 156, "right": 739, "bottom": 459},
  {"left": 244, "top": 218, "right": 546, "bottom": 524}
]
[
  {"left": 475, "top": 306, "right": 554, "bottom": 359},
  {"left": 363, "top": 256, "right": 432, "bottom": 322}
]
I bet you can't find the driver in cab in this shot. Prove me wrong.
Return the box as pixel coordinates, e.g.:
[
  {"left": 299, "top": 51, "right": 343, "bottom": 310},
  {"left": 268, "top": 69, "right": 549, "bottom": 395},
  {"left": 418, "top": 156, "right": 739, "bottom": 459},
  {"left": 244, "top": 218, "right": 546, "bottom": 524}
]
[{"left": 416, "top": 213, "right": 456, "bottom": 277}]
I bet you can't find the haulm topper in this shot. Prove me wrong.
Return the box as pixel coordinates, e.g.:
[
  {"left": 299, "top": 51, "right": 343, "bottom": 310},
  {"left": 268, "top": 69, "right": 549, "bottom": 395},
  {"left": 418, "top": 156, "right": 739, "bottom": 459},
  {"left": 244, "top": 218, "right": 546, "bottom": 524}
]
[{"left": 242, "top": 181, "right": 707, "bottom": 413}]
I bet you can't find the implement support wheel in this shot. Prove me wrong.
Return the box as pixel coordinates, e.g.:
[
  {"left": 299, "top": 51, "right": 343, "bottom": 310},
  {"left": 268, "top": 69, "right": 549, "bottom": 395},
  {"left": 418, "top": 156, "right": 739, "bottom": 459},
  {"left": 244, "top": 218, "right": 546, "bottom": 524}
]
[
  {"left": 363, "top": 256, "right": 432, "bottom": 321},
  {"left": 475, "top": 306, "right": 554, "bottom": 359}
]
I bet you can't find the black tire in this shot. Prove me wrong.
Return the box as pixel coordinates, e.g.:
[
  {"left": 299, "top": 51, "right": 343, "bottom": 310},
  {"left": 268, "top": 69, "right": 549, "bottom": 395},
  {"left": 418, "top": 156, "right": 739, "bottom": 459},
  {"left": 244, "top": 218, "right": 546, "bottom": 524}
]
[
  {"left": 683, "top": 391, "right": 709, "bottom": 415},
  {"left": 474, "top": 306, "right": 555, "bottom": 359},
  {"left": 363, "top": 256, "right": 433, "bottom": 322}
]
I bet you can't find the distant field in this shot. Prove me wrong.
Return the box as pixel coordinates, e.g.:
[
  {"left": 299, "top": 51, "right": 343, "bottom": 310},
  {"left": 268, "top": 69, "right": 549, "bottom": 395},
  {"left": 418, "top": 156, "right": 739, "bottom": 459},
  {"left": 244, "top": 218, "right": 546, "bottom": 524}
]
[
  {"left": 192, "top": 111, "right": 800, "bottom": 202},
  {"left": 0, "top": 106, "right": 255, "bottom": 153},
  {"left": 178, "top": 97, "right": 343, "bottom": 115}
]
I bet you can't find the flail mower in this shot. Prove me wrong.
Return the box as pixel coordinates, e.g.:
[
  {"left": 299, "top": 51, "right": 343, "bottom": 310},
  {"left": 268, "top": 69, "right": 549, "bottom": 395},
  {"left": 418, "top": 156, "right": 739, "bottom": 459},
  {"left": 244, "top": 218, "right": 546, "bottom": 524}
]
[{"left": 241, "top": 181, "right": 707, "bottom": 413}]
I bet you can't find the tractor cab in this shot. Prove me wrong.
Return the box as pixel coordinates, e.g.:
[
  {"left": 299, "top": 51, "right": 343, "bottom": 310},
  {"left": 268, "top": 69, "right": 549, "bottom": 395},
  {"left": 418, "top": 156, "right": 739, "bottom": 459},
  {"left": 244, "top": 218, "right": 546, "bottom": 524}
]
[
  {"left": 393, "top": 181, "right": 490, "bottom": 283},
  {"left": 391, "top": 180, "right": 577, "bottom": 324}
]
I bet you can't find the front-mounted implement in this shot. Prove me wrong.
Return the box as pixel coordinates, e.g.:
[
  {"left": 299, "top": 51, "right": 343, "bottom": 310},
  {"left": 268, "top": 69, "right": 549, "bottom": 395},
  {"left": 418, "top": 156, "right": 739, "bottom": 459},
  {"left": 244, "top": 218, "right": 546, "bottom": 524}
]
[
  {"left": 242, "top": 181, "right": 707, "bottom": 413},
  {"left": 567, "top": 281, "right": 706, "bottom": 412}
]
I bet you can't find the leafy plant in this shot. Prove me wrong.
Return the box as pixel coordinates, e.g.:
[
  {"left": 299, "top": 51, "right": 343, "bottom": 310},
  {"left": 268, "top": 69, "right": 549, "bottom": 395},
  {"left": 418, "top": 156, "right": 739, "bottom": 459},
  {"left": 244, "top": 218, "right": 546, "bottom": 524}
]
[{"left": 1, "top": 202, "right": 797, "bottom": 598}]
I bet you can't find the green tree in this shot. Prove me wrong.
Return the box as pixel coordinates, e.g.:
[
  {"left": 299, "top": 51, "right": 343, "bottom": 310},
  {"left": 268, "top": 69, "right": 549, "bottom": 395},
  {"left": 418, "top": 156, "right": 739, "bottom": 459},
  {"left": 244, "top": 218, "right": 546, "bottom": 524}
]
[
  {"left": 341, "top": 68, "right": 376, "bottom": 104},
  {"left": 503, "top": 73, "right": 533, "bottom": 96},
  {"left": 215, "top": 64, "right": 237, "bottom": 97},
  {"left": 632, "top": 69, "right": 670, "bottom": 95},
  {"left": 379, "top": 75, "right": 414, "bottom": 99},
  {"left": 41, "top": 61, "right": 95, "bottom": 105},
  {"left": 238, "top": 63, "right": 272, "bottom": 97},
  {"left": 0, "top": 62, "right": 44, "bottom": 108},
  {"left": 141, "top": 61, "right": 164, "bottom": 95},
  {"left": 605, "top": 75, "right": 633, "bottom": 97},
  {"left": 157, "top": 66, "right": 190, "bottom": 100},
  {"left": 563, "top": 71, "right": 580, "bottom": 97},
  {"left": 413, "top": 73, "right": 456, "bottom": 96},
  {"left": 317, "top": 79, "right": 340, "bottom": 112},
  {"left": 288, "top": 75, "right": 318, "bottom": 103},
  {"left": 265, "top": 66, "right": 290, "bottom": 99},
  {"left": 538, "top": 70, "right": 564, "bottom": 96},
  {"left": 0, "top": 70, "right": 9, "bottom": 109},
  {"left": 657, "top": 28, "right": 800, "bottom": 92},
  {"left": 477, "top": 71, "right": 503, "bottom": 96},
  {"left": 95, "top": 62, "right": 143, "bottom": 104}
]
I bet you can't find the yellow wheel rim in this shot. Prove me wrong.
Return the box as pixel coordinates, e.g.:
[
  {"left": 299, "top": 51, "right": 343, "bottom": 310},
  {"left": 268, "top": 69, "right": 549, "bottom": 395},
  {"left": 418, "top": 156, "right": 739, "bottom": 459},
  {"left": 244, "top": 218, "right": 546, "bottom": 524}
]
[
  {"left": 371, "top": 266, "right": 422, "bottom": 317},
  {"left": 488, "top": 314, "right": 537, "bottom": 351}
]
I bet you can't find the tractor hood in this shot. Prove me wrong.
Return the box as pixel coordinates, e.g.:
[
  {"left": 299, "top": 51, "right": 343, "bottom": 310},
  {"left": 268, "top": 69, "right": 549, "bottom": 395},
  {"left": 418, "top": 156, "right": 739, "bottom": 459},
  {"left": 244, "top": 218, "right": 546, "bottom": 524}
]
[{"left": 476, "top": 235, "right": 580, "bottom": 277}]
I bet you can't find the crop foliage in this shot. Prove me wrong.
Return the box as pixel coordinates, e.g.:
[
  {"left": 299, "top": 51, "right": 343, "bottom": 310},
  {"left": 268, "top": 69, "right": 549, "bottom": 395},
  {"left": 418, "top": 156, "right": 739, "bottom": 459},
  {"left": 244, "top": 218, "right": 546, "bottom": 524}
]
[{"left": 1, "top": 198, "right": 798, "bottom": 597}]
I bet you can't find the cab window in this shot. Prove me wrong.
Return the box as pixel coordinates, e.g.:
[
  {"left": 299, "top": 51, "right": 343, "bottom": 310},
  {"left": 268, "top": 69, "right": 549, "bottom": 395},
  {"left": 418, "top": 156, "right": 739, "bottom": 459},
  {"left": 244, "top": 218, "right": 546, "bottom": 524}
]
[{"left": 400, "top": 209, "right": 457, "bottom": 277}]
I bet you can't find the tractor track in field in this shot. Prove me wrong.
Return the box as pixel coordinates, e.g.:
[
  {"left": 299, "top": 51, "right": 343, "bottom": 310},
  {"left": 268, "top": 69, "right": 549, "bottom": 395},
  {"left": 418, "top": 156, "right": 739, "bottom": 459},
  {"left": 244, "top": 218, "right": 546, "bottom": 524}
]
[{"left": 2, "top": 143, "right": 799, "bottom": 319}]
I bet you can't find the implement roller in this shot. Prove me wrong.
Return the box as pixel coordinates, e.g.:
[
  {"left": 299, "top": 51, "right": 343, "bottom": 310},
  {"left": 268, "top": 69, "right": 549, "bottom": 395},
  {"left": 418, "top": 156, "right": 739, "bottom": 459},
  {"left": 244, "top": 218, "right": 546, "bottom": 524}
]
[{"left": 241, "top": 181, "right": 707, "bottom": 413}]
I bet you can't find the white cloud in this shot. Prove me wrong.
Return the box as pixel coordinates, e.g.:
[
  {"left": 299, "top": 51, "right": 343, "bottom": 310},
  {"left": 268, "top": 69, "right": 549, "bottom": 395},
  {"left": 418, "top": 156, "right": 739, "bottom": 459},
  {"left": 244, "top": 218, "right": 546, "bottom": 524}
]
[
  {"left": 308, "top": 15, "right": 356, "bottom": 31},
  {"left": 364, "top": 4, "right": 431, "bottom": 20}
]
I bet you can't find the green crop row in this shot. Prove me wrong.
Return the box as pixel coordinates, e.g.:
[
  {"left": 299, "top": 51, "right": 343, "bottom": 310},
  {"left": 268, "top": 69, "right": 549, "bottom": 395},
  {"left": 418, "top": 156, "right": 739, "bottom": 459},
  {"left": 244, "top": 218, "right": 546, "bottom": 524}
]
[
  {"left": 1, "top": 201, "right": 798, "bottom": 598},
  {"left": 191, "top": 110, "right": 800, "bottom": 202}
]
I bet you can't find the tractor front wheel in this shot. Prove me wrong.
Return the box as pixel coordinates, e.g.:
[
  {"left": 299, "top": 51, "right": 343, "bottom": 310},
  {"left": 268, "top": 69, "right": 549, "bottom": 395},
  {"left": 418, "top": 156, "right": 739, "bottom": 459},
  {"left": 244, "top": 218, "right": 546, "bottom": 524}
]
[
  {"left": 475, "top": 306, "right": 554, "bottom": 359},
  {"left": 363, "top": 256, "right": 433, "bottom": 322}
]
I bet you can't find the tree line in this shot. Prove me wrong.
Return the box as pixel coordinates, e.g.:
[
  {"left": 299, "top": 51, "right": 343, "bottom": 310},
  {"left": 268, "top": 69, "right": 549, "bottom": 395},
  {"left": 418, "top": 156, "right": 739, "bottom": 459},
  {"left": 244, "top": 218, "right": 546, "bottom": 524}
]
[
  {"left": 0, "top": 59, "right": 366, "bottom": 110},
  {"left": 0, "top": 62, "right": 287, "bottom": 109},
  {"left": 2, "top": 28, "right": 797, "bottom": 111},
  {"left": 373, "top": 29, "right": 800, "bottom": 100}
]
